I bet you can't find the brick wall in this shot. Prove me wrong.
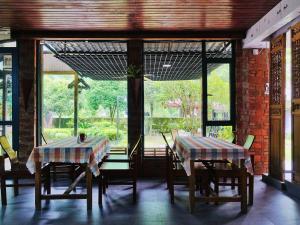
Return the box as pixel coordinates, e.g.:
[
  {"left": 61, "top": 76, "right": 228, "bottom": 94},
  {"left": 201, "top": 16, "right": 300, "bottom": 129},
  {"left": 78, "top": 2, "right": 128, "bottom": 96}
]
[
  {"left": 18, "top": 39, "right": 37, "bottom": 161},
  {"left": 236, "top": 41, "right": 270, "bottom": 174}
]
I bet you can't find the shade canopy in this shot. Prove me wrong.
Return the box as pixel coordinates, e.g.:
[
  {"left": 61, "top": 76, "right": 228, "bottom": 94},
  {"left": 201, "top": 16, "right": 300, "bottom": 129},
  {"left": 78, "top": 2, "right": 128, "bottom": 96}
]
[{"left": 45, "top": 40, "right": 232, "bottom": 81}]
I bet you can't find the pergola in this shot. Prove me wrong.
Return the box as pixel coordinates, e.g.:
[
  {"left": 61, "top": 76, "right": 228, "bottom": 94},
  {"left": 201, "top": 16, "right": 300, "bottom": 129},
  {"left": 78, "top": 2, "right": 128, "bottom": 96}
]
[{"left": 45, "top": 40, "right": 232, "bottom": 81}]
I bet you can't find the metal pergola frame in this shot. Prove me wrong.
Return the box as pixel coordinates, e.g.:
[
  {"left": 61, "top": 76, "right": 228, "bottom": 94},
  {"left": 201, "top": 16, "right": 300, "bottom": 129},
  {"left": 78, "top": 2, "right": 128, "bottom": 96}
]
[{"left": 44, "top": 40, "right": 232, "bottom": 81}]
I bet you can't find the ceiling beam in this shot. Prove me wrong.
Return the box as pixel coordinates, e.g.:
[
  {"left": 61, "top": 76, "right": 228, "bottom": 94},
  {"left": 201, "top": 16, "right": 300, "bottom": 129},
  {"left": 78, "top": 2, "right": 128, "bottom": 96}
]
[{"left": 12, "top": 29, "right": 245, "bottom": 40}]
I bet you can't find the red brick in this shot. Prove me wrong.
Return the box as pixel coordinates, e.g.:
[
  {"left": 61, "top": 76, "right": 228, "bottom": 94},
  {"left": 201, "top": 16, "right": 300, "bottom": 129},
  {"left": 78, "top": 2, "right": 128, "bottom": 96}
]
[{"left": 236, "top": 41, "right": 269, "bottom": 175}]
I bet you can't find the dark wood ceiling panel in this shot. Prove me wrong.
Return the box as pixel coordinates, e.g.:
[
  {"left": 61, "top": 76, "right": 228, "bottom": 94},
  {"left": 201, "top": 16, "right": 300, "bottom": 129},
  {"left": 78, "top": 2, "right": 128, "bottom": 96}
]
[{"left": 0, "top": 0, "right": 280, "bottom": 32}]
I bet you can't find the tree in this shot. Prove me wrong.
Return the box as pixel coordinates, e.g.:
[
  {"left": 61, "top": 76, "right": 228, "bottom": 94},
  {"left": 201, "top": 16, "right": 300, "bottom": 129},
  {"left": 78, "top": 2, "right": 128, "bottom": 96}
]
[
  {"left": 155, "top": 80, "right": 202, "bottom": 118},
  {"left": 86, "top": 80, "right": 127, "bottom": 122},
  {"left": 43, "top": 75, "right": 74, "bottom": 128}
]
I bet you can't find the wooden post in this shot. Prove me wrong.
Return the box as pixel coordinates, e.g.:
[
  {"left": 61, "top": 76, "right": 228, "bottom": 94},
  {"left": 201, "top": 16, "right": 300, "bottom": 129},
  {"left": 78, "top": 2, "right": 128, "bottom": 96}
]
[
  {"left": 188, "top": 160, "right": 195, "bottom": 213},
  {"left": 127, "top": 40, "right": 143, "bottom": 173},
  {"left": 35, "top": 161, "right": 42, "bottom": 210}
]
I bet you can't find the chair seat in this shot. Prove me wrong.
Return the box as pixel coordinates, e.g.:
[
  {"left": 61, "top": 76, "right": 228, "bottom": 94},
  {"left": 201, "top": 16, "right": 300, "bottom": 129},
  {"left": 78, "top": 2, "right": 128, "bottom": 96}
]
[
  {"left": 10, "top": 161, "right": 29, "bottom": 171},
  {"left": 100, "top": 162, "right": 130, "bottom": 170},
  {"left": 107, "top": 154, "right": 129, "bottom": 160}
]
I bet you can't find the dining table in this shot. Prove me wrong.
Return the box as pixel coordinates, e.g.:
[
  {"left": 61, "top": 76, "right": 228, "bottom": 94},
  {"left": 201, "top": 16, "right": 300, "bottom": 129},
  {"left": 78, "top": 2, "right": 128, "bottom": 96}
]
[
  {"left": 26, "top": 136, "right": 110, "bottom": 210},
  {"left": 173, "top": 135, "right": 253, "bottom": 213}
]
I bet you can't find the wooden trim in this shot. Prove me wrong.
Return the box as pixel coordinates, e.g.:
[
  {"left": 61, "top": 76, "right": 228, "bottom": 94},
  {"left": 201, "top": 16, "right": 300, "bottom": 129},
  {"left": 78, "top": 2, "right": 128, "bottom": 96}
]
[
  {"left": 291, "top": 22, "right": 300, "bottom": 183},
  {"left": 269, "top": 34, "right": 286, "bottom": 181}
]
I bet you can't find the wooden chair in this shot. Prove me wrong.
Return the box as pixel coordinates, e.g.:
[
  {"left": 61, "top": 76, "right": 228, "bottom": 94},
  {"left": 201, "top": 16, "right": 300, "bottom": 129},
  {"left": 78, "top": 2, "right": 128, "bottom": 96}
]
[
  {"left": 41, "top": 133, "right": 79, "bottom": 182},
  {"left": 98, "top": 136, "right": 142, "bottom": 206},
  {"left": 212, "top": 134, "right": 255, "bottom": 205},
  {"left": 162, "top": 132, "right": 208, "bottom": 203},
  {"left": 0, "top": 136, "right": 50, "bottom": 205}
]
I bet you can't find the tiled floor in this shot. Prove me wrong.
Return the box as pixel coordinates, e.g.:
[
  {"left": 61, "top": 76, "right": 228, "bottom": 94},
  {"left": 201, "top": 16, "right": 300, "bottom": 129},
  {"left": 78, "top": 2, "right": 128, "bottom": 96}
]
[{"left": 1, "top": 177, "right": 300, "bottom": 225}]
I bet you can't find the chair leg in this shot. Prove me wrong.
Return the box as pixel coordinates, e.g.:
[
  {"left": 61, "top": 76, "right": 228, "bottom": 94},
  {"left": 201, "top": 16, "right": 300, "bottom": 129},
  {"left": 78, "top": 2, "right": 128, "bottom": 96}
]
[
  {"left": 166, "top": 148, "right": 170, "bottom": 189},
  {"left": 13, "top": 178, "right": 19, "bottom": 196},
  {"left": 238, "top": 177, "right": 241, "bottom": 195},
  {"left": 98, "top": 176, "right": 102, "bottom": 206},
  {"left": 46, "top": 165, "right": 51, "bottom": 194},
  {"left": 169, "top": 168, "right": 174, "bottom": 204},
  {"left": 133, "top": 172, "right": 137, "bottom": 203},
  {"left": 102, "top": 176, "right": 106, "bottom": 194},
  {"left": 231, "top": 177, "right": 235, "bottom": 190},
  {"left": 71, "top": 164, "right": 76, "bottom": 192},
  {"left": 248, "top": 174, "right": 254, "bottom": 205},
  {"left": 52, "top": 164, "right": 57, "bottom": 182},
  {"left": 1, "top": 176, "right": 7, "bottom": 205}
]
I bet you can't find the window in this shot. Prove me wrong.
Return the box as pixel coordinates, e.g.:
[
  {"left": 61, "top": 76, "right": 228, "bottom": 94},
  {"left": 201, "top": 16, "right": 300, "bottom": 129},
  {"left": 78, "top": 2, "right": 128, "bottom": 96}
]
[
  {"left": 39, "top": 41, "right": 128, "bottom": 149},
  {"left": 143, "top": 40, "right": 234, "bottom": 157},
  {"left": 0, "top": 49, "right": 18, "bottom": 150},
  {"left": 203, "top": 41, "right": 235, "bottom": 138}
]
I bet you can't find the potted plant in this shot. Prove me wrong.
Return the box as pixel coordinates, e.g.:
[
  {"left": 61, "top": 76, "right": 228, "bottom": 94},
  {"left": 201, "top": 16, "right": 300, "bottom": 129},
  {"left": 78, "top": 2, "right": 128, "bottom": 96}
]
[{"left": 127, "top": 64, "right": 142, "bottom": 79}]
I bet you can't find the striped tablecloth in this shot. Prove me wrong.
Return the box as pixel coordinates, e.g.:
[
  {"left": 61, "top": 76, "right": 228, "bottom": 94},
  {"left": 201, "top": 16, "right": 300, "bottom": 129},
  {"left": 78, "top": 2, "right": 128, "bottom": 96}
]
[
  {"left": 26, "top": 137, "right": 110, "bottom": 177},
  {"left": 173, "top": 136, "right": 253, "bottom": 176}
]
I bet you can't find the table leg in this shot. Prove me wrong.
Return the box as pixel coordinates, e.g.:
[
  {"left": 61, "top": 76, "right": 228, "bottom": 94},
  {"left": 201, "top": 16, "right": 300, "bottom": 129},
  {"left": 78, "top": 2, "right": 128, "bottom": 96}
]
[
  {"left": 86, "top": 166, "right": 92, "bottom": 210},
  {"left": 188, "top": 160, "right": 195, "bottom": 213},
  {"left": 35, "top": 161, "right": 42, "bottom": 210},
  {"left": 240, "top": 165, "right": 248, "bottom": 214}
]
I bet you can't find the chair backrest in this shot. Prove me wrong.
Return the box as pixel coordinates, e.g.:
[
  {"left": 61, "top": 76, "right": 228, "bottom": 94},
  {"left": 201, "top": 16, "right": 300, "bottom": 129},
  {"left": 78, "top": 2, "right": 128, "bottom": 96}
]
[
  {"left": 129, "top": 135, "right": 142, "bottom": 159},
  {"left": 243, "top": 135, "right": 255, "bottom": 150},
  {"left": 171, "top": 129, "right": 178, "bottom": 141},
  {"left": 0, "top": 136, "right": 18, "bottom": 164},
  {"left": 227, "top": 134, "right": 235, "bottom": 143},
  {"left": 161, "top": 132, "right": 172, "bottom": 150}
]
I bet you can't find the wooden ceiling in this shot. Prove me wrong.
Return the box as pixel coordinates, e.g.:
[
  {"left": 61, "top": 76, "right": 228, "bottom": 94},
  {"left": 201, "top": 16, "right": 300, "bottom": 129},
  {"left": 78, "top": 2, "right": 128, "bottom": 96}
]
[{"left": 0, "top": 0, "right": 280, "bottom": 35}]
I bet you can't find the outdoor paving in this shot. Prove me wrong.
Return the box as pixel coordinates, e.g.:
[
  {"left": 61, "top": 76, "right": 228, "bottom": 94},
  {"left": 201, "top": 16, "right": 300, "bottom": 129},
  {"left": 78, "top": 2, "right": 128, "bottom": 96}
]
[{"left": 1, "top": 177, "right": 300, "bottom": 225}]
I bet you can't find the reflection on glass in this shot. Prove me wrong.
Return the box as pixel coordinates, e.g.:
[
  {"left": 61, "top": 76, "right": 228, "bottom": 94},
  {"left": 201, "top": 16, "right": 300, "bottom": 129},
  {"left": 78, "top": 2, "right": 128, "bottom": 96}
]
[
  {"left": 206, "top": 42, "right": 232, "bottom": 58},
  {"left": 207, "top": 64, "right": 230, "bottom": 121},
  {"left": 285, "top": 30, "right": 292, "bottom": 176},
  {"left": 78, "top": 79, "right": 128, "bottom": 148},
  {"left": 42, "top": 74, "right": 74, "bottom": 143},
  {"left": 206, "top": 126, "right": 233, "bottom": 142},
  {"left": 144, "top": 79, "right": 202, "bottom": 151},
  {"left": 0, "top": 54, "right": 13, "bottom": 122}
]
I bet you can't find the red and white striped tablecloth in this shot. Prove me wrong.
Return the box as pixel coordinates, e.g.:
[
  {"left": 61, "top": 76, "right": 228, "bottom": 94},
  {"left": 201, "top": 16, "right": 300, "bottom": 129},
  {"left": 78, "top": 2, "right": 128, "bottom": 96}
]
[
  {"left": 173, "top": 136, "right": 253, "bottom": 176},
  {"left": 26, "top": 136, "right": 110, "bottom": 177}
]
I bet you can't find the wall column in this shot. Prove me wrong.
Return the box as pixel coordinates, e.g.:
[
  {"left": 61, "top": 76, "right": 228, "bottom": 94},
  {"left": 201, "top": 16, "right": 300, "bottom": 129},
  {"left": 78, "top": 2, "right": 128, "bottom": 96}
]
[
  {"left": 127, "top": 40, "right": 143, "bottom": 167},
  {"left": 18, "top": 39, "right": 38, "bottom": 161}
]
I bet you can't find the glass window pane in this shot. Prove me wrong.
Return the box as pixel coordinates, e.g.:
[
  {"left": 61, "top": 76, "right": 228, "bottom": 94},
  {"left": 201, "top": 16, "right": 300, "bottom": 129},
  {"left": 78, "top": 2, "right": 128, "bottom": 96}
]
[
  {"left": 42, "top": 74, "right": 74, "bottom": 143},
  {"left": 207, "top": 63, "right": 230, "bottom": 121},
  {"left": 206, "top": 126, "right": 233, "bottom": 142},
  {"left": 144, "top": 79, "right": 202, "bottom": 155},
  {"left": 0, "top": 53, "right": 13, "bottom": 121},
  {"left": 285, "top": 30, "right": 292, "bottom": 178},
  {"left": 206, "top": 41, "right": 232, "bottom": 58},
  {"left": 78, "top": 79, "right": 128, "bottom": 148}
]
